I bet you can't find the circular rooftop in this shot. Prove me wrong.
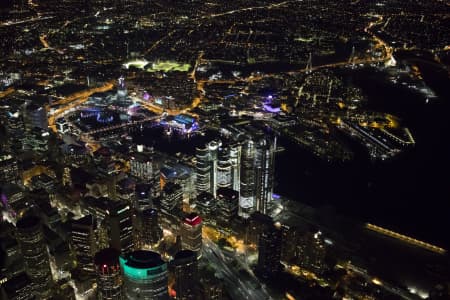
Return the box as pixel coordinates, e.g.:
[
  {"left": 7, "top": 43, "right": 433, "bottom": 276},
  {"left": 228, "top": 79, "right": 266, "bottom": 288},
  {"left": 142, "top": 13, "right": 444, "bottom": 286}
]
[{"left": 123, "top": 250, "right": 165, "bottom": 269}]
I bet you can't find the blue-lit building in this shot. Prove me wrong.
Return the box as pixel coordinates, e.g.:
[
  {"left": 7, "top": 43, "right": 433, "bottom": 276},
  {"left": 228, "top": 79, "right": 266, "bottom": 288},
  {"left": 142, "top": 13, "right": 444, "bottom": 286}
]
[
  {"left": 164, "top": 114, "right": 199, "bottom": 134},
  {"left": 120, "top": 250, "right": 168, "bottom": 300}
]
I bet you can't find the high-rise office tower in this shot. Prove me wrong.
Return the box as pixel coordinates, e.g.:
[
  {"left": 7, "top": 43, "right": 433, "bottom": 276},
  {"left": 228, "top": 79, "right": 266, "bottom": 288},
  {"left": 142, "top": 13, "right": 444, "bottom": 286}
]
[
  {"left": 229, "top": 143, "right": 241, "bottom": 192},
  {"left": 140, "top": 208, "right": 163, "bottom": 248},
  {"left": 108, "top": 201, "right": 133, "bottom": 255},
  {"left": 1, "top": 183, "right": 26, "bottom": 218},
  {"left": 134, "top": 183, "right": 152, "bottom": 211},
  {"left": 0, "top": 153, "right": 19, "bottom": 184},
  {"left": 130, "top": 145, "right": 161, "bottom": 199},
  {"left": 16, "top": 215, "right": 53, "bottom": 298},
  {"left": 116, "top": 177, "right": 135, "bottom": 204},
  {"left": 195, "top": 141, "right": 220, "bottom": 197},
  {"left": 94, "top": 248, "right": 123, "bottom": 300},
  {"left": 216, "top": 187, "right": 239, "bottom": 225},
  {"left": 24, "top": 103, "right": 48, "bottom": 130},
  {"left": 180, "top": 213, "right": 202, "bottom": 257},
  {"left": 256, "top": 219, "right": 282, "bottom": 279},
  {"left": 239, "top": 132, "right": 276, "bottom": 217},
  {"left": 71, "top": 215, "right": 97, "bottom": 273},
  {"left": 194, "top": 192, "right": 215, "bottom": 220},
  {"left": 239, "top": 139, "right": 255, "bottom": 217},
  {"left": 160, "top": 182, "right": 183, "bottom": 215},
  {"left": 119, "top": 250, "right": 168, "bottom": 300},
  {"left": 0, "top": 235, "right": 24, "bottom": 281},
  {"left": 2, "top": 272, "right": 35, "bottom": 300},
  {"left": 254, "top": 135, "right": 276, "bottom": 214},
  {"left": 160, "top": 163, "right": 195, "bottom": 204},
  {"left": 216, "top": 147, "right": 231, "bottom": 189},
  {"left": 97, "top": 219, "right": 110, "bottom": 251},
  {"left": 130, "top": 147, "right": 156, "bottom": 181},
  {"left": 171, "top": 250, "right": 198, "bottom": 300},
  {"left": 195, "top": 145, "right": 211, "bottom": 196}
]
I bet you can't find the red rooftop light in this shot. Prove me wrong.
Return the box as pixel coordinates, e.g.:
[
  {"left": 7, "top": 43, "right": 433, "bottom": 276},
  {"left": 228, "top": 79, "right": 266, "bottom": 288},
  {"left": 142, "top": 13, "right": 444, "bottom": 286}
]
[{"left": 183, "top": 215, "right": 202, "bottom": 226}]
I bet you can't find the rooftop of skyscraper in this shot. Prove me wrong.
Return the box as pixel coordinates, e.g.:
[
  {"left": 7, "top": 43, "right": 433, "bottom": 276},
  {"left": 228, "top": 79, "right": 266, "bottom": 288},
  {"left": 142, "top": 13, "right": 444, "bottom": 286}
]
[{"left": 121, "top": 250, "right": 165, "bottom": 269}]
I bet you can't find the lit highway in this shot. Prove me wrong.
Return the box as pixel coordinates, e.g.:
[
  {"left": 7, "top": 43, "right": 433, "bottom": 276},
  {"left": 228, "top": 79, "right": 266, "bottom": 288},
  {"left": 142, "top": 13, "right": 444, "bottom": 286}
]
[
  {"left": 0, "top": 15, "right": 54, "bottom": 27},
  {"left": 202, "top": 236, "right": 272, "bottom": 300},
  {"left": 199, "top": 0, "right": 297, "bottom": 20},
  {"left": 0, "top": 87, "right": 15, "bottom": 99}
]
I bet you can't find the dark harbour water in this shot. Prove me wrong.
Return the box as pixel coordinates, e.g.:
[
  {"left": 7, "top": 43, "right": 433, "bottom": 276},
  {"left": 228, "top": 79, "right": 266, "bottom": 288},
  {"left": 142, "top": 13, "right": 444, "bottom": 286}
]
[{"left": 275, "top": 57, "right": 450, "bottom": 249}]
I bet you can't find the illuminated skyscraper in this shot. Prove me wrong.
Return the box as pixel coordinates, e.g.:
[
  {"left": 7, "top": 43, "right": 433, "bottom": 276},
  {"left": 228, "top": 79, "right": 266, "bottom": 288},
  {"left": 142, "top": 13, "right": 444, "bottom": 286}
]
[
  {"left": 229, "top": 143, "right": 241, "bottom": 192},
  {"left": 172, "top": 250, "right": 198, "bottom": 300},
  {"left": 216, "top": 187, "right": 239, "bottom": 225},
  {"left": 180, "top": 213, "right": 202, "bottom": 257},
  {"left": 2, "top": 272, "right": 35, "bottom": 300},
  {"left": 254, "top": 135, "right": 276, "bottom": 214},
  {"left": 195, "top": 145, "right": 210, "bottom": 195},
  {"left": 160, "top": 182, "right": 183, "bottom": 215},
  {"left": 216, "top": 147, "right": 232, "bottom": 189},
  {"left": 130, "top": 147, "right": 158, "bottom": 181},
  {"left": 108, "top": 201, "right": 133, "bottom": 255},
  {"left": 0, "top": 153, "right": 19, "bottom": 184},
  {"left": 239, "top": 133, "right": 276, "bottom": 217},
  {"left": 16, "top": 215, "right": 53, "bottom": 298},
  {"left": 196, "top": 141, "right": 240, "bottom": 199},
  {"left": 160, "top": 163, "right": 195, "bottom": 204},
  {"left": 194, "top": 192, "right": 215, "bottom": 221},
  {"left": 135, "top": 183, "right": 152, "bottom": 211},
  {"left": 24, "top": 103, "right": 48, "bottom": 130},
  {"left": 120, "top": 250, "right": 168, "bottom": 300},
  {"left": 195, "top": 141, "right": 219, "bottom": 197},
  {"left": 71, "top": 215, "right": 97, "bottom": 273},
  {"left": 239, "top": 139, "right": 255, "bottom": 218},
  {"left": 94, "top": 248, "right": 123, "bottom": 300}
]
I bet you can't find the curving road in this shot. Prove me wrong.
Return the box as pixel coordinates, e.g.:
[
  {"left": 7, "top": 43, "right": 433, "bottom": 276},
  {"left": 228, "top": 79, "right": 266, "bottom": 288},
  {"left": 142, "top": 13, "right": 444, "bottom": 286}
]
[{"left": 202, "top": 236, "right": 272, "bottom": 300}]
